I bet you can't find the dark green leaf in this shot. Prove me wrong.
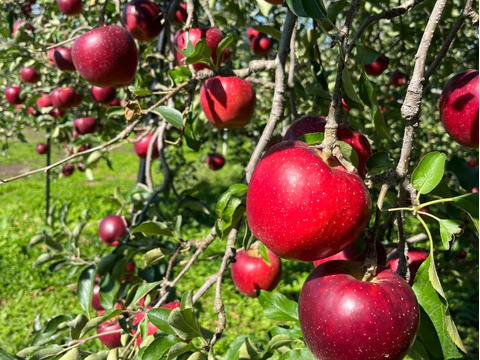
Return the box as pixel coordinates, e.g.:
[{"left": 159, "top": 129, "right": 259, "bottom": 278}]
[
  {"left": 338, "top": 141, "right": 359, "bottom": 168},
  {"left": 215, "top": 184, "right": 248, "bottom": 218},
  {"left": 128, "top": 281, "right": 162, "bottom": 306},
  {"left": 365, "top": 152, "right": 393, "bottom": 173},
  {"left": 452, "top": 193, "right": 479, "bottom": 232},
  {"left": 184, "top": 113, "right": 201, "bottom": 152},
  {"left": 143, "top": 248, "right": 164, "bottom": 267},
  {"left": 286, "top": 0, "right": 309, "bottom": 17},
  {"left": 342, "top": 68, "right": 363, "bottom": 110},
  {"left": 131, "top": 221, "right": 172, "bottom": 237},
  {"left": 78, "top": 265, "right": 95, "bottom": 313},
  {"left": 438, "top": 219, "right": 462, "bottom": 250},
  {"left": 184, "top": 39, "right": 213, "bottom": 67},
  {"left": 267, "top": 334, "right": 298, "bottom": 350},
  {"left": 258, "top": 292, "right": 299, "bottom": 322},
  {"left": 298, "top": 132, "right": 324, "bottom": 145},
  {"left": 150, "top": 106, "right": 183, "bottom": 128},
  {"left": 168, "top": 308, "right": 203, "bottom": 340},
  {"left": 142, "top": 336, "right": 182, "bottom": 360},
  {"left": 106, "top": 106, "right": 124, "bottom": 118},
  {"left": 355, "top": 45, "right": 382, "bottom": 65},
  {"left": 80, "top": 309, "right": 122, "bottom": 338},
  {"left": 67, "top": 314, "right": 88, "bottom": 340},
  {"left": 412, "top": 152, "right": 446, "bottom": 195},
  {"left": 0, "top": 347, "right": 15, "bottom": 360},
  {"left": 167, "top": 342, "right": 192, "bottom": 359},
  {"left": 215, "top": 35, "right": 235, "bottom": 67},
  {"left": 147, "top": 308, "right": 176, "bottom": 335},
  {"left": 301, "top": 0, "right": 328, "bottom": 19},
  {"left": 238, "top": 337, "right": 263, "bottom": 360},
  {"left": 32, "top": 315, "right": 76, "bottom": 346},
  {"left": 254, "top": 26, "right": 282, "bottom": 41}
]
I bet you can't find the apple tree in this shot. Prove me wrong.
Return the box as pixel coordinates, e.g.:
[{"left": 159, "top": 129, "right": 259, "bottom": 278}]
[{"left": 0, "top": 0, "right": 478, "bottom": 359}]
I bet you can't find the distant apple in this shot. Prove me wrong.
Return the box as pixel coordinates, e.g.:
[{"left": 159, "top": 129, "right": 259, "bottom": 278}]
[
  {"left": 76, "top": 163, "right": 86, "bottom": 172},
  {"left": 36, "top": 143, "right": 49, "bottom": 155},
  {"left": 386, "top": 248, "right": 429, "bottom": 285},
  {"left": 91, "top": 86, "right": 117, "bottom": 104},
  {"left": 74, "top": 117, "right": 98, "bottom": 135},
  {"left": 134, "top": 132, "right": 159, "bottom": 159},
  {"left": 21, "top": 66, "right": 41, "bottom": 83},
  {"left": 390, "top": 70, "right": 408, "bottom": 87},
  {"left": 207, "top": 152, "right": 225, "bottom": 170},
  {"left": 92, "top": 284, "right": 104, "bottom": 311},
  {"left": 247, "top": 26, "right": 263, "bottom": 40},
  {"left": 12, "top": 21, "right": 34, "bottom": 37},
  {"left": 468, "top": 157, "right": 477, "bottom": 167},
  {"left": 37, "top": 94, "right": 52, "bottom": 108},
  {"left": 72, "top": 25, "right": 138, "bottom": 87},
  {"left": 49, "top": 108, "right": 65, "bottom": 118},
  {"left": 50, "top": 87, "right": 82, "bottom": 109},
  {"left": 98, "top": 215, "right": 127, "bottom": 246},
  {"left": 174, "top": 2, "right": 188, "bottom": 26},
  {"left": 122, "top": 0, "right": 164, "bottom": 41},
  {"left": 61, "top": 164, "right": 75, "bottom": 177},
  {"left": 28, "top": 106, "right": 37, "bottom": 116},
  {"left": 57, "top": 0, "right": 82, "bottom": 15},
  {"left": 5, "top": 86, "right": 24, "bottom": 105},
  {"left": 110, "top": 98, "right": 121, "bottom": 106},
  {"left": 97, "top": 317, "right": 122, "bottom": 348},
  {"left": 364, "top": 54, "right": 389, "bottom": 77},
  {"left": 52, "top": 47, "right": 76, "bottom": 71},
  {"left": 122, "top": 260, "right": 136, "bottom": 281},
  {"left": 200, "top": 76, "right": 256, "bottom": 129},
  {"left": 21, "top": 4, "right": 33, "bottom": 16},
  {"left": 251, "top": 36, "right": 272, "bottom": 57}
]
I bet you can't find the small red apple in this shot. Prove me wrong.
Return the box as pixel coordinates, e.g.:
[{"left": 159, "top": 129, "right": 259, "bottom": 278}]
[
  {"left": 92, "top": 284, "right": 105, "bottom": 311},
  {"left": 247, "top": 26, "right": 263, "bottom": 40},
  {"left": 36, "top": 143, "right": 49, "bottom": 155},
  {"left": 97, "top": 318, "right": 122, "bottom": 348},
  {"left": 200, "top": 76, "right": 256, "bottom": 129},
  {"left": 246, "top": 141, "right": 372, "bottom": 262},
  {"left": 251, "top": 36, "right": 272, "bottom": 57},
  {"left": 386, "top": 248, "right": 429, "bottom": 285},
  {"left": 72, "top": 25, "right": 138, "bottom": 88},
  {"left": 28, "top": 106, "right": 38, "bottom": 116},
  {"left": 76, "top": 163, "right": 86, "bottom": 172},
  {"left": 298, "top": 261, "right": 419, "bottom": 360},
  {"left": 122, "top": 0, "right": 164, "bottom": 41},
  {"left": 91, "top": 86, "right": 117, "bottom": 104},
  {"left": 440, "top": 69, "right": 479, "bottom": 148},
  {"left": 364, "top": 54, "right": 389, "bottom": 77},
  {"left": 36, "top": 93, "right": 52, "bottom": 108},
  {"left": 74, "top": 117, "right": 98, "bottom": 135},
  {"left": 5, "top": 86, "right": 24, "bottom": 105},
  {"left": 390, "top": 70, "right": 408, "bottom": 87},
  {"left": 57, "top": 0, "right": 82, "bottom": 15},
  {"left": 61, "top": 164, "right": 75, "bottom": 177},
  {"left": 206, "top": 152, "right": 225, "bottom": 170},
  {"left": 174, "top": 3, "right": 188, "bottom": 26},
  {"left": 134, "top": 132, "right": 159, "bottom": 159},
  {"left": 110, "top": 98, "right": 121, "bottom": 106},
  {"left": 98, "top": 215, "right": 127, "bottom": 246},
  {"left": 122, "top": 260, "right": 136, "bottom": 281},
  {"left": 50, "top": 87, "right": 82, "bottom": 109},
  {"left": 50, "top": 108, "right": 65, "bottom": 118},
  {"left": 231, "top": 247, "right": 282, "bottom": 297},
  {"left": 52, "top": 47, "right": 76, "bottom": 72},
  {"left": 21, "top": 66, "right": 41, "bottom": 83}
]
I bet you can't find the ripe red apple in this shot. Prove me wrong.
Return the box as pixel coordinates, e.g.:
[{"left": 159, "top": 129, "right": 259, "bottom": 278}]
[
  {"left": 134, "top": 132, "right": 159, "bottom": 159},
  {"left": 4, "top": 86, "right": 24, "bottom": 105},
  {"left": 36, "top": 94, "right": 52, "bottom": 108},
  {"left": 36, "top": 143, "right": 49, "bottom": 155},
  {"left": 174, "top": 3, "right": 188, "bottom": 26},
  {"left": 386, "top": 248, "right": 429, "bottom": 285},
  {"left": 50, "top": 87, "right": 82, "bottom": 109},
  {"left": 231, "top": 247, "right": 282, "bottom": 297},
  {"left": 439, "top": 69, "right": 479, "bottom": 148},
  {"left": 91, "top": 86, "right": 117, "bottom": 104},
  {"left": 97, "top": 318, "right": 122, "bottom": 348},
  {"left": 72, "top": 25, "right": 138, "bottom": 87},
  {"left": 62, "top": 164, "right": 75, "bottom": 177},
  {"left": 52, "top": 47, "right": 76, "bottom": 71},
  {"left": 390, "top": 70, "right": 408, "bottom": 87},
  {"left": 12, "top": 21, "right": 34, "bottom": 37},
  {"left": 298, "top": 261, "right": 419, "bottom": 360},
  {"left": 57, "top": 0, "right": 82, "bottom": 15},
  {"left": 200, "top": 76, "right": 256, "bottom": 129},
  {"left": 283, "top": 115, "right": 373, "bottom": 179},
  {"left": 206, "top": 152, "right": 225, "bottom": 170},
  {"left": 246, "top": 141, "right": 372, "bottom": 262},
  {"left": 468, "top": 157, "right": 477, "bottom": 167},
  {"left": 110, "top": 98, "right": 121, "bottom": 106},
  {"left": 122, "top": 0, "right": 164, "bottom": 41},
  {"left": 21, "top": 66, "right": 41, "bottom": 83},
  {"left": 74, "top": 117, "right": 98, "bottom": 135},
  {"left": 98, "top": 215, "right": 127, "bottom": 246},
  {"left": 92, "top": 284, "right": 105, "bottom": 311},
  {"left": 364, "top": 54, "right": 389, "bottom": 77},
  {"left": 173, "top": 27, "right": 230, "bottom": 70},
  {"left": 133, "top": 302, "right": 181, "bottom": 345},
  {"left": 251, "top": 36, "right": 272, "bottom": 57},
  {"left": 28, "top": 106, "right": 38, "bottom": 116},
  {"left": 247, "top": 26, "right": 263, "bottom": 40}
]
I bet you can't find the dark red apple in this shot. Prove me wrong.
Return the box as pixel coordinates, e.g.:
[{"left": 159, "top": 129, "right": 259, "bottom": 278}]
[
  {"left": 110, "top": 98, "right": 121, "bottom": 106},
  {"left": 21, "top": 4, "right": 33, "bottom": 16},
  {"left": 37, "top": 93, "right": 52, "bottom": 108},
  {"left": 298, "top": 261, "right": 419, "bottom": 360},
  {"left": 246, "top": 141, "right": 372, "bottom": 262},
  {"left": 98, "top": 215, "right": 127, "bottom": 246},
  {"left": 200, "top": 76, "right": 256, "bottom": 129},
  {"left": 76, "top": 163, "right": 86, "bottom": 172},
  {"left": 5, "top": 86, "right": 23, "bottom": 105},
  {"left": 72, "top": 25, "right": 138, "bottom": 88},
  {"left": 231, "top": 247, "right": 282, "bottom": 297},
  {"left": 206, "top": 152, "right": 225, "bottom": 170},
  {"left": 52, "top": 47, "right": 76, "bottom": 71},
  {"left": 91, "top": 86, "right": 117, "bottom": 104},
  {"left": 134, "top": 132, "right": 159, "bottom": 159},
  {"left": 439, "top": 69, "right": 479, "bottom": 148},
  {"left": 468, "top": 157, "right": 477, "bottom": 167},
  {"left": 74, "top": 117, "right": 98, "bottom": 135},
  {"left": 122, "top": 0, "right": 164, "bottom": 41},
  {"left": 251, "top": 36, "right": 272, "bottom": 57},
  {"left": 57, "top": 0, "right": 82, "bottom": 15},
  {"left": 97, "top": 318, "right": 122, "bottom": 348},
  {"left": 173, "top": 27, "right": 230, "bottom": 70},
  {"left": 49, "top": 108, "right": 65, "bottom": 118},
  {"left": 174, "top": 3, "right": 187, "bottom": 26},
  {"left": 283, "top": 115, "right": 373, "bottom": 178},
  {"left": 386, "top": 248, "right": 429, "bottom": 285},
  {"left": 364, "top": 54, "right": 389, "bottom": 77},
  {"left": 36, "top": 143, "right": 49, "bottom": 155},
  {"left": 21, "top": 66, "right": 41, "bottom": 83},
  {"left": 390, "top": 70, "right": 408, "bottom": 87},
  {"left": 92, "top": 284, "right": 105, "bottom": 311},
  {"left": 50, "top": 87, "right": 81, "bottom": 109},
  {"left": 62, "top": 164, "right": 75, "bottom": 177}
]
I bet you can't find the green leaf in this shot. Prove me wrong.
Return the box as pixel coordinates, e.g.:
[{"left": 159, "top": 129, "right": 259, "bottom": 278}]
[
  {"left": 438, "top": 219, "right": 462, "bottom": 250},
  {"left": 267, "top": 334, "right": 298, "bottom": 350},
  {"left": 365, "top": 152, "right": 393, "bottom": 173},
  {"left": 215, "top": 184, "right": 248, "bottom": 218},
  {"left": 147, "top": 308, "right": 176, "bottom": 335},
  {"left": 279, "top": 348, "right": 316, "bottom": 360},
  {"left": 338, "top": 141, "right": 359, "bottom": 168},
  {"left": 142, "top": 336, "right": 182, "bottom": 360},
  {"left": 298, "top": 132, "right": 324, "bottom": 145},
  {"left": 215, "top": 34, "right": 235, "bottom": 67},
  {"left": 258, "top": 292, "right": 299, "bottom": 322},
  {"left": 0, "top": 347, "right": 15, "bottom": 360},
  {"left": 84, "top": 351, "right": 109, "bottom": 360},
  {"left": 186, "top": 352, "right": 206, "bottom": 360},
  {"left": 184, "top": 113, "right": 201, "bottom": 152},
  {"left": 413, "top": 257, "right": 465, "bottom": 358},
  {"left": 80, "top": 309, "right": 122, "bottom": 338},
  {"left": 452, "top": 192, "right": 479, "bottom": 232},
  {"left": 33, "top": 253, "right": 64, "bottom": 269},
  {"left": 168, "top": 308, "right": 203, "bottom": 340},
  {"left": 29, "top": 347, "right": 63, "bottom": 360},
  {"left": 238, "top": 337, "right": 263, "bottom": 360},
  {"left": 67, "top": 314, "right": 88, "bottom": 340},
  {"left": 169, "top": 67, "right": 192, "bottom": 86},
  {"left": 355, "top": 45, "right": 382, "bottom": 65},
  {"left": 32, "top": 315, "right": 76, "bottom": 346},
  {"left": 184, "top": 38, "right": 213, "bottom": 67},
  {"left": 301, "top": 0, "right": 328, "bottom": 19},
  {"left": 131, "top": 221, "right": 172, "bottom": 237},
  {"left": 150, "top": 106, "right": 183, "bottom": 128},
  {"left": 78, "top": 265, "right": 95, "bottom": 313},
  {"left": 224, "top": 335, "right": 249, "bottom": 360},
  {"left": 342, "top": 68, "right": 363, "bottom": 109},
  {"left": 167, "top": 342, "right": 192, "bottom": 359},
  {"left": 412, "top": 152, "right": 446, "bottom": 195},
  {"left": 257, "top": 242, "right": 271, "bottom": 265},
  {"left": 143, "top": 248, "right": 164, "bottom": 267},
  {"left": 128, "top": 281, "right": 162, "bottom": 306},
  {"left": 58, "top": 348, "right": 82, "bottom": 360},
  {"left": 106, "top": 106, "right": 124, "bottom": 118},
  {"left": 254, "top": 26, "right": 282, "bottom": 41},
  {"left": 86, "top": 151, "right": 103, "bottom": 166}
]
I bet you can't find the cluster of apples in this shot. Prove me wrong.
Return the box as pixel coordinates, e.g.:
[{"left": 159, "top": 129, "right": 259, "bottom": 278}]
[{"left": 247, "top": 27, "right": 273, "bottom": 57}]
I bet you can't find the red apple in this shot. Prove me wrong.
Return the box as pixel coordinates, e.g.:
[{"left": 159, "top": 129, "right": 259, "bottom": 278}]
[
  {"left": 200, "top": 76, "right": 256, "bottom": 129},
  {"left": 21, "top": 66, "right": 41, "bottom": 83},
  {"left": 21, "top": 4, "right": 33, "bottom": 16},
  {"left": 72, "top": 25, "right": 138, "bottom": 88},
  {"left": 98, "top": 215, "right": 127, "bottom": 246},
  {"left": 97, "top": 318, "right": 122, "bottom": 348},
  {"left": 122, "top": 260, "right": 136, "bottom": 281},
  {"left": 298, "top": 261, "right": 419, "bottom": 360},
  {"left": 57, "top": 0, "right": 82, "bottom": 15},
  {"left": 50, "top": 87, "right": 82, "bottom": 109},
  {"left": 28, "top": 106, "right": 37, "bottom": 116},
  {"left": 173, "top": 27, "right": 230, "bottom": 70},
  {"left": 386, "top": 248, "right": 429, "bottom": 285},
  {"left": 91, "top": 86, "right": 117, "bottom": 104},
  {"left": 76, "top": 163, "right": 86, "bottom": 172},
  {"left": 61, "top": 164, "right": 75, "bottom": 177},
  {"left": 283, "top": 115, "right": 373, "bottom": 179},
  {"left": 52, "top": 47, "right": 76, "bottom": 72},
  {"left": 247, "top": 26, "right": 263, "bottom": 40},
  {"left": 206, "top": 152, "right": 225, "bottom": 170},
  {"left": 36, "top": 143, "right": 49, "bottom": 155},
  {"left": 364, "top": 54, "right": 389, "bottom": 77},
  {"left": 231, "top": 247, "right": 282, "bottom": 297},
  {"left": 264, "top": 0, "right": 283, "bottom": 4},
  {"left": 122, "top": 0, "right": 164, "bottom": 41},
  {"left": 110, "top": 98, "right": 121, "bottom": 106},
  {"left": 74, "top": 117, "right": 98, "bottom": 135},
  {"left": 246, "top": 141, "right": 372, "bottom": 262},
  {"left": 92, "top": 284, "right": 105, "bottom": 311},
  {"left": 134, "top": 132, "right": 159, "bottom": 159},
  {"left": 251, "top": 36, "right": 272, "bottom": 57},
  {"left": 468, "top": 157, "right": 477, "bottom": 167},
  {"left": 161, "top": 301, "right": 181, "bottom": 310},
  {"left": 36, "top": 93, "right": 52, "bottom": 108},
  {"left": 5, "top": 86, "right": 23, "bottom": 105},
  {"left": 174, "top": 3, "right": 188, "bottom": 26},
  {"left": 439, "top": 69, "right": 479, "bottom": 148},
  {"left": 390, "top": 70, "right": 408, "bottom": 87},
  {"left": 50, "top": 108, "right": 65, "bottom": 118}
]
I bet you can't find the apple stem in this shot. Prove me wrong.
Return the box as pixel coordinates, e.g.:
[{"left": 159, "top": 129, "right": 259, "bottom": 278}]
[{"left": 96, "top": 0, "right": 109, "bottom": 27}]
